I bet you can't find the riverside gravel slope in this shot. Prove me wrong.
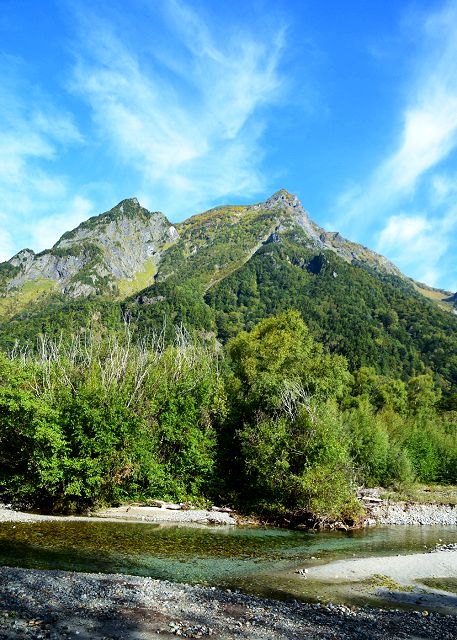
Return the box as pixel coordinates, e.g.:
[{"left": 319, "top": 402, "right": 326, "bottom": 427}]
[
  {"left": 371, "top": 501, "right": 457, "bottom": 526},
  {"left": 1, "top": 566, "right": 457, "bottom": 640},
  {"left": 1, "top": 499, "right": 457, "bottom": 527}
]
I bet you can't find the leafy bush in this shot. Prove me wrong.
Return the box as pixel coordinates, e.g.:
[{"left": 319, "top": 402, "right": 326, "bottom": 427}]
[
  {"left": 0, "top": 312, "right": 456, "bottom": 523},
  {"left": 0, "top": 329, "right": 225, "bottom": 510}
]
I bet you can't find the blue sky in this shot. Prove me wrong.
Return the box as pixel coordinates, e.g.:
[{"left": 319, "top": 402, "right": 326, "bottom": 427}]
[{"left": 1, "top": 0, "right": 456, "bottom": 291}]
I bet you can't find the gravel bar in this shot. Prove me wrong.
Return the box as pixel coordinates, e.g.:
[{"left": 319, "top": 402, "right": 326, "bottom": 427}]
[
  {"left": 371, "top": 502, "right": 457, "bottom": 526},
  {"left": 0, "top": 566, "right": 456, "bottom": 640},
  {"left": 0, "top": 504, "right": 236, "bottom": 526},
  {"left": 2, "top": 500, "right": 457, "bottom": 528}
]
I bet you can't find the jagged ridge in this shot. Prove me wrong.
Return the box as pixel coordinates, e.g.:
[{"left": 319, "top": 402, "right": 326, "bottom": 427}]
[
  {"left": 0, "top": 189, "right": 454, "bottom": 313},
  {"left": 0, "top": 189, "right": 456, "bottom": 394},
  {"left": 4, "top": 198, "right": 179, "bottom": 298}
]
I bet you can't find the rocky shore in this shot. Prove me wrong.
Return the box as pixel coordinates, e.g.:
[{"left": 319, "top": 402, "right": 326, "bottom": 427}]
[
  {"left": 2, "top": 497, "right": 457, "bottom": 529},
  {"left": 1, "top": 566, "right": 456, "bottom": 640},
  {"left": 357, "top": 487, "right": 457, "bottom": 527},
  {"left": 370, "top": 501, "right": 457, "bottom": 526},
  {"left": 0, "top": 503, "right": 236, "bottom": 526}
]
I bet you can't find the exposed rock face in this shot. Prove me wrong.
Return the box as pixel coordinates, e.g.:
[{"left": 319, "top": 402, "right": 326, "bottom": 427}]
[
  {"left": 252, "top": 190, "right": 402, "bottom": 277},
  {"left": 0, "top": 189, "right": 410, "bottom": 301},
  {"left": 5, "top": 198, "right": 179, "bottom": 297},
  {"left": 318, "top": 230, "right": 402, "bottom": 277},
  {"left": 372, "top": 501, "right": 457, "bottom": 526},
  {"left": 9, "top": 248, "right": 36, "bottom": 270},
  {"left": 252, "top": 189, "right": 324, "bottom": 246}
]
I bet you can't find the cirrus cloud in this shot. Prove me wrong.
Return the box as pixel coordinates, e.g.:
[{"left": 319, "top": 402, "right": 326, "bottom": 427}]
[
  {"left": 70, "top": 0, "right": 286, "bottom": 217},
  {"left": 0, "top": 53, "right": 94, "bottom": 257},
  {"left": 332, "top": 1, "right": 457, "bottom": 290}
]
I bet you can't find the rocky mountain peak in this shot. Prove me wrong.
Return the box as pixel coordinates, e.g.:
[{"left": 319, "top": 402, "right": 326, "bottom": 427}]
[
  {"left": 263, "top": 188, "right": 298, "bottom": 207},
  {"left": 258, "top": 189, "right": 322, "bottom": 245},
  {"left": 108, "top": 197, "right": 141, "bottom": 216},
  {"left": 56, "top": 198, "right": 167, "bottom": 247},
  {"left": 262, "top": 189, "right": 306, "bottom": 213},
  {"left": 254, "top": 190, "right": 402, "bottom": 277},
  {"left": 4, "top": 198, "right": 179, "bottom": 298},
  {"left": 9, "top": 248, "right": 35, "bottom": 269}
]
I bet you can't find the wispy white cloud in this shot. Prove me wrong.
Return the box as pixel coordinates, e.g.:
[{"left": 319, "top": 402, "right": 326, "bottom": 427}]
[
  {"left": 429, "top": 170, "right": 457, "bottom": 204},
  {"left": 332, "top": 1, "right": 457, "bottom": 289},
  {"left": 0, "top": 54, "right": 93, "bottom": 257},
  {"left": 70, "top": 0, "right": 285, "bottom": 216},
  {"left": 377, "top": 211, "right": 456, "bottom": 288},
  {"left": 336, "top": 60, "right": 457, "bottom": 224},
  {"left": 0, "top": 224, "right": 14, "bottom": 262},
  {"left": 30, "top": 195, "right": 94, "bottom": 251}
]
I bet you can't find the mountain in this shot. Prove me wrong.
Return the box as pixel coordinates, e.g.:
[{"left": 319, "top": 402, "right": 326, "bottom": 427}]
[
  {"left": 3, "top": 198, "right": 178, "bottom": 299},
  {"left": 0, "top": 190, "right": 403, "bottom": 303},
  {"left": 1, "top": 189, "right": 456, "bottom": 392},
  {"left": 444, "top": 291, "right": 457, "bottom": 309}
]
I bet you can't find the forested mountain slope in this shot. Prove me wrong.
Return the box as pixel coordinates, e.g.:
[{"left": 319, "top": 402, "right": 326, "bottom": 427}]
[{"left": 0, "top": 190, "right": 456, "bottom": 393}]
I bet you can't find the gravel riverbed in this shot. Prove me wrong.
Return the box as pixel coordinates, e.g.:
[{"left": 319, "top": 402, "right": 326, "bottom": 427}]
[
  {"left": 1, "top": 566, "right": 456, "bottom": 640},
  {"left": 371, "top": 501, "right": 457, "bottom": 526},
  {"left": 1, "top": 502, "right": 456, "bottom": 638},
  {"left": 1, "top": 499, "right": 456, "bottom": 528}
]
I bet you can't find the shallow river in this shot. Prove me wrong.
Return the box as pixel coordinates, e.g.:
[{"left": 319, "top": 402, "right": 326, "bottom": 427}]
[{"left": 0, "top": 521, "right": 456, "bottom": 603}]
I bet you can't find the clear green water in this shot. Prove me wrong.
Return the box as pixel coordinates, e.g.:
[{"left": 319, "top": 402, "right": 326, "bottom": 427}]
[{"left": 0, "top": 521, "right": 456, "bottom": 602}]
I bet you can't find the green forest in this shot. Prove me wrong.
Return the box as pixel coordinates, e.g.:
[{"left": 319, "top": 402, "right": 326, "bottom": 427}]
[
  {"left": 1, "top": 311, "right": 456, "bottom": 525},
  {"left": 3, "top": 235, "right": 456, "bottom": 401},
  {"left": 1, "top": 195, "right": 457, "bottom": 525}
]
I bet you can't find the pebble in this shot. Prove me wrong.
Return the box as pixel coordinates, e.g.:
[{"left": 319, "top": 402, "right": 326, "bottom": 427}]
[
  {"left": 0, "top": 566, "right": 456, "bottom": 639},
  {"left": 372, "top": 502, "right": 457, "bottom": 526},
  {"left": 432, "top": 543, "right": 457, "bottom": 553}
]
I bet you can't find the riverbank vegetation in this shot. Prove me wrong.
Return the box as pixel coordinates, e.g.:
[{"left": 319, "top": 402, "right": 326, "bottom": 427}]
[
  {"left": 1, "top": 311, "right": 456, "bottom": 524},
  {"left": 379, "top": 484, "right": 457, "bottom": 506}
]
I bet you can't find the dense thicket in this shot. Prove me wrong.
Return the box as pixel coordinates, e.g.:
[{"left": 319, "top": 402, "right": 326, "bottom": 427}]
[{"left": 1, "top": 312, "right": 456, "bottom": 522}]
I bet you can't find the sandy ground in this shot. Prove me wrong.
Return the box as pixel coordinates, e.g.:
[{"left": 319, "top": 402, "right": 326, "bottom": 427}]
[
  {"left": 0, "top": 503, "right": 236, "bottom": 526},
  {"left": 296, "top": 550, "right": 457, "bottom": 614},
  {"left": 306, "top": 550, "right": 457, "bottom": 584}
]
